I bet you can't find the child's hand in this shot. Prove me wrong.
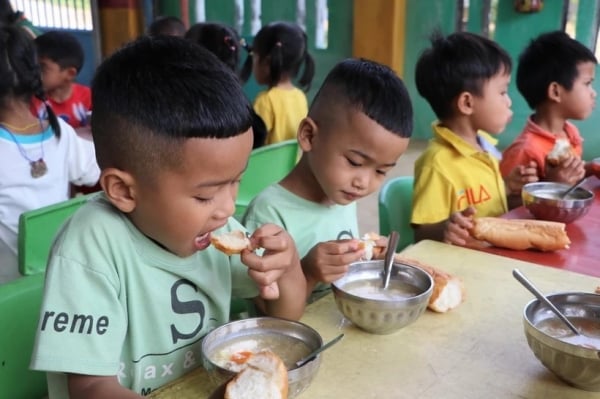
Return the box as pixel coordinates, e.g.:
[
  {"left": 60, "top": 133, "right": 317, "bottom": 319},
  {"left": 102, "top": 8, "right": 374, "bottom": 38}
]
[
  {"left": 242, "top": 224, "right": 300, "bottom": 300},
  {"left": 545, "top": 155, "right": 585, "bottom": 184},
  {"left": 505, "top": 161, "right": 538, "bottom": 195},
  {"left": 302, "top": 239, "right": 364, "bottom": 284},
  {"left": 443, "top": 206, "right": 476, "bottom": 246}
]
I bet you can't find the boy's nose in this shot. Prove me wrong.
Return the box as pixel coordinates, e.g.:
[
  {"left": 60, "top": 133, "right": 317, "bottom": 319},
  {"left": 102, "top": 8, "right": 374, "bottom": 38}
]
[{"left": 214, "top": 188, "right": 237, "bottom": 220}]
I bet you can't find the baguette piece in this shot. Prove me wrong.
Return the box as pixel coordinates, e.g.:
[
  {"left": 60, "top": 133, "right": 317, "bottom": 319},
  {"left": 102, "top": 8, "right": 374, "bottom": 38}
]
[
  {"left": 358, "top": 232, "right": 385, "bottom": 261},
  {"left": 546, "top": 138, "right": 574, "bottom": 166},
  {"left": 225, "top": 351, "right": 288, "bottom": 399},
  {"left": 394, "top": 255, "right": 465, "bottom": 313},
  {"left": 470, "top": 217, "right": 570, "bottom": 251},
  {"left": 211, "top": 230, "right": 252, "bottom": 255}
]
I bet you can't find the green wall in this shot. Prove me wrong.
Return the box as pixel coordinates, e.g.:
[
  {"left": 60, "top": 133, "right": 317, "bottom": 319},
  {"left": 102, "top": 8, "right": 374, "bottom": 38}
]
[{"left": 403, "top": 0, "right": 600, "bottom": 160}]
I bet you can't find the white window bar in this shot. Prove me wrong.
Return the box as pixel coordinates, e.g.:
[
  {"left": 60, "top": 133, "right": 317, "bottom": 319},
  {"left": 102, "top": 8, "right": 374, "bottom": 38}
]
[
  {"left": 195, "top": 0, "right": 206, "bottom": 23},
  {"left": 11, "top": 0, "right": 92, "bottom": 31},
  {"left": 296, "top": 0, "right": 306, "bottom": 31},
  {"left": 234, "top": 0, "right": 244, "bottom": 34},
  {"left": 315, "top": 0, "right": 328, "bottom": 49},
  {"left": 250, "top": 0, "right": 261, "bottom": 35}
]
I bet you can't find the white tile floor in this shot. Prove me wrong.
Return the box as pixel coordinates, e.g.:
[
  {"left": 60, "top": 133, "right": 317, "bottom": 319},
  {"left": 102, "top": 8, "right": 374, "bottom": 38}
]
[{"left": 356, "top": 139, "right": 428, "bottom": 234}]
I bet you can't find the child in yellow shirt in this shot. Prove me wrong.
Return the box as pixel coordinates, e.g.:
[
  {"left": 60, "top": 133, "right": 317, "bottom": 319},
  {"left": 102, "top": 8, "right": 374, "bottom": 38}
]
[{"left": 241, "top": 22, "right": 315, "bottom": 144}]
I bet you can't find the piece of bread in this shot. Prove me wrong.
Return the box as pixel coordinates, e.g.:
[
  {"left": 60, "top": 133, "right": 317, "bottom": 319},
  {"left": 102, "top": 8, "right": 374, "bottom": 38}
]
[
  {"left": 225, "top": 351, "right": 288, "bottom": 399},
  {"left": 470, "top": 217, "right": 570, "bottom": 252},
  {"left": 394, "top": 255, "right": 465, "bottom": 313},
  {"left": 211, "top": 230, "right": 252, "bottom": 255},
  {"left": 546, "top": 138, "right": 575, "bottom": 166},
  {"left": 358, "top": 232, "right": 385, "bottom": 261}
]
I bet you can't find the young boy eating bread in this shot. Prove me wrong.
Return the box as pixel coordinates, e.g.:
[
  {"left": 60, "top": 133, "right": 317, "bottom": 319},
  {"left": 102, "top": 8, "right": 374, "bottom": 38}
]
[
  {"left": 30, "top": 36, "right": 306, "bottom": 398},
  {"left": 243, "top": 58, "right": 413, "bottom": 302}
]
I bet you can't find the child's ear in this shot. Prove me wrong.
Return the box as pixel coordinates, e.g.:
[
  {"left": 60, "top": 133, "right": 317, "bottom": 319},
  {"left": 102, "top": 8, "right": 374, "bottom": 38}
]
[
  {"left": 64, "top": 66, "right": 78, "bottom": 80},
  {"left": 100, "top": 168, "right": 137, "bottom": 213},
  {"left": 547, "top": 82, "right": 562, "bottom": 102},
  {"left": 456, "top": 91, "right": 474, "bottom": 115},
  {"left": 297, "top": 117, "right": 318, "bottom": 151}
]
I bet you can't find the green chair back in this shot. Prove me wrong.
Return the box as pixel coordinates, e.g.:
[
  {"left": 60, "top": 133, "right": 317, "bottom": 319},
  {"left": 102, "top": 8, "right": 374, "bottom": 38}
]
[
  {"left": 18, "top": 195, "right": 90, "bottom": 276},
  {"left": 378, "top": 176, "right": 415, "bottom": 251},
  {"left": 235, "top": 140, "right": 299, "bottom": 219},
  {"left": 0, "top": 273, "right": 47, "bottom": 398}
]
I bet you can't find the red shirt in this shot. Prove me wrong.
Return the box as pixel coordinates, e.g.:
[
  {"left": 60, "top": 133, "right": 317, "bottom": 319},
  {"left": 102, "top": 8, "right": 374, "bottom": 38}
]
[
  {"left": 31, "top": 83, "right": 92, "bottom": 128},
  {"left": 500, "top": 117, "right": 583, "bottom": 178}
]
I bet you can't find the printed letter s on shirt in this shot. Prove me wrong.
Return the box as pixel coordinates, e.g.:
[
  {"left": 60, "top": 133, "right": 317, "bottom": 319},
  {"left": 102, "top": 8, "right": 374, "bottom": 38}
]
[{"left": 170, "top": 279, "right": 205, "bottom": 344}]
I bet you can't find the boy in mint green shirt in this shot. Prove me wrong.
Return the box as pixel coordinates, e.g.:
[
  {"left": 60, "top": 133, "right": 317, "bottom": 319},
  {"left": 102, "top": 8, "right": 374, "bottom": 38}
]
[
  {"left": 243, "top": 58, "right": 413, "bottom": 302},
  {"left": 31, "top": 36, "right": 305, "bottom": 398}
]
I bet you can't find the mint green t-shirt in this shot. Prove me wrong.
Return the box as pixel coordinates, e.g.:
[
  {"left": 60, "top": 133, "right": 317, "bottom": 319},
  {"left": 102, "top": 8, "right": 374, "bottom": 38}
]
[
  {"left": 30, "top": 194, "right": 258, "bottom": 398},
  {"left": 242, "top": 184, "right": 359, "bottom": 301}
]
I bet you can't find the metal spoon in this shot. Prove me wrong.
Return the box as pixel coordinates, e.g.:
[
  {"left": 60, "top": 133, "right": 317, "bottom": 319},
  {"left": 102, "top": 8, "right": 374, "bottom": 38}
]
[
  {"left": 513, "top": 269, "right": 580, "bottom": 335},
  {"left": 294, "top": 333, "right": 344, "bottom": 368},
  {"left": 561, "top": 176, "right": 588, "bottom": 198},
  {"left": 382, "top": 231, "right": 400, "bottom": 289}
]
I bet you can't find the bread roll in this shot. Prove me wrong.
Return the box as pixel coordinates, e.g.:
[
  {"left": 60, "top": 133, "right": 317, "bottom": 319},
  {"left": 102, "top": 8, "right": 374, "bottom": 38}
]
[
  {"left": 211, "top": 230, "right": 252, "bottom": 255},
  {"left": 470, "top": 217, "right": 570, "bottom": 251},
  {"left": 225, "top": 351, "right": 288, "bottom": 399},
  {"left": 546, "top": 138, "right": 574, "bottom": 166},
  {"left": 358, "top": 232, "right": 384, "bottom": 261},
  {"left": 394, "top": 255, "right": 465, "bottom": 313}
]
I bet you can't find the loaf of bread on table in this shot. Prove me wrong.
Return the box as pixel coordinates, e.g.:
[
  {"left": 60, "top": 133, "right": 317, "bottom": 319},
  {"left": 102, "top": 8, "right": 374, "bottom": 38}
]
[
  {"left": 211, "top": 230, "right": 252, "bottom": 255},
  {"left": 470, "top": 217, "right": 570, "bottom": 252},
  {"left": 225, "top": 351, "right": 288, "bottom": 399},
  {"left": 394, "top": 255, "right": 465, "bottom": 313},
  {"left": 546, "top": 138, "right": 575, "bottom": 166}
]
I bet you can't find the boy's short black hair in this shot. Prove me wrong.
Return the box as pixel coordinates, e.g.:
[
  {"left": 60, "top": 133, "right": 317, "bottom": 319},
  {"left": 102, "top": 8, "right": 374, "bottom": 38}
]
[
  {"left": 415, "top": 31, "right": 512, "bottom": 120},
  {"left": 91, "top": 35, "right": 253, "bottom": 180},
  {"left": 517, "top": 30, "right": 597, "bottom": 109},
  {"left": 148, "top": 16, "right": 186, "bottom": 37},
  {"left": 309, "top": 58, "right": 413, "bottom": 138},
  {"left": 34, "top": 31, "right": 84, "bottom": 72}
]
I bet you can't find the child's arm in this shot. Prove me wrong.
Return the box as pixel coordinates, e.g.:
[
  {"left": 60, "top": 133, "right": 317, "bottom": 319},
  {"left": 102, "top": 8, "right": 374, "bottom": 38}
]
[
  {"left": 301, "top": 239, "right": 364, "bottom": 299},
  {"left": 414, "top": 206, "right": 476, "bottom": 246},
  {"left": 242, "top": 223, "right": 306, "bottom": 320},
  {"left": 504, "top": 161, "right": 539, "bottom": 209},
  {"left": 68, "top": 374, "right": 141, "bottom": 399}
]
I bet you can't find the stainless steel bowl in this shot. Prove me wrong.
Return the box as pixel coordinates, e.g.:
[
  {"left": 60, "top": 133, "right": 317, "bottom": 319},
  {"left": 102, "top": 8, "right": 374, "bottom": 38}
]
[
  {"left": 331, "top": 260, "right": 433, "bottom": 334},
  {"left": 523, "top": 292, "right": 600, "bottom": 391},
  {"left": 201, "top": 317, "right": 322, "bottom": 398},
  {"left": 522, "top": 182, "right": 594, "bottom": 223}
]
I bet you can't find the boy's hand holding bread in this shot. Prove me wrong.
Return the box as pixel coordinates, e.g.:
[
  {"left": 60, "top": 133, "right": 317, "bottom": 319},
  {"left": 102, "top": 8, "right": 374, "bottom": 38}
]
[
  {"left": 545, "top": 138, "right": 585, "bottom": 185},
  {"left": 211, "top": 226, "right": 305, "bottom": 318}
]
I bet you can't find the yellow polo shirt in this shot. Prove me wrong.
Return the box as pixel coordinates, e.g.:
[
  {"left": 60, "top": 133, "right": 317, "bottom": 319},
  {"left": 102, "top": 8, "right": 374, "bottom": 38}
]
[
  {"left": 411, "top": 123, "right": 508, "bottom": 225},
  {"left": 254, "top": 86, "right": 308, "bottom": 145}
]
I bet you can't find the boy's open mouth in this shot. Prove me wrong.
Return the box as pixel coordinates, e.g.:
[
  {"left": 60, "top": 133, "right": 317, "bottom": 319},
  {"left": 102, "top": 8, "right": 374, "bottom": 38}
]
[{"left": 194, "top": 232, "right": 211, "bottom": 251}]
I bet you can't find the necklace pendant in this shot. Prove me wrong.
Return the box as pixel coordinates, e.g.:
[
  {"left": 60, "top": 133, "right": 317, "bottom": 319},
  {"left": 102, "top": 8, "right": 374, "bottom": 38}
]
[{"left": 30, "top": 159, "right": 48, "bottom": 178}]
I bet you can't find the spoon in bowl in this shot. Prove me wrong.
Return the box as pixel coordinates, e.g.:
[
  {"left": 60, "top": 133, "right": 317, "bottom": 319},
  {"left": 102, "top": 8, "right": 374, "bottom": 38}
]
[
  {"left": 382, "top": 231, "right": 400, "bottom": 290},
  {"left": 513, "top": 269, "right": 580, "bottom": 335},
  {"left": 561, "top": 176, "right": 588, "bottom": 199},
  {"left": 294, "top": 333, "right": 344, "bottom": 368}
]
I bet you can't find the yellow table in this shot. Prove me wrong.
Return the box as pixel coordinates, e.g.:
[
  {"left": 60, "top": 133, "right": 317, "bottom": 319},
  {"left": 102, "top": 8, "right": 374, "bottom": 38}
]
[{"left": 150, "top": 240, "right": 600, "bottom": 399}]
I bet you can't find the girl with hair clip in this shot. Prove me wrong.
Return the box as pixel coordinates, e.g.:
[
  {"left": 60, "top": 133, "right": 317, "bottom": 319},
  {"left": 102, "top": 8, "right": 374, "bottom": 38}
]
[
  {"left": 186, "top": 22, "right": 267, "bottom": 148},
  {"left": 0, "top": 24, "right": 99, "bottom": 283},
  {"left": 240, "top": 21, "right": 315, "bottom": 145}
]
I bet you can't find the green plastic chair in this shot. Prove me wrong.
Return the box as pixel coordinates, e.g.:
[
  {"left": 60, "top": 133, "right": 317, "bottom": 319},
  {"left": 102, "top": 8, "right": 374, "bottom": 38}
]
[
  {"left": 235, "top": 140, "right": 299, "bottom": 219},
  {"left": 378, "top": 176, "right": 415, "bottom": 251},
  {"left": 0, "top": 273, "right": 47, "bottom": 398},
  {"left": 18, "top": 195, "right": 90, "bottom": 276}
]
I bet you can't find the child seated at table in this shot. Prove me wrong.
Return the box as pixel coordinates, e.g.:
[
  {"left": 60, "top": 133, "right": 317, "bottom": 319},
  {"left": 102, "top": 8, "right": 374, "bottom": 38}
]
[
  {"left": 30, "top": 36, "right": 306, "bottom": 397},
  {"left": 0, "top": 24, "right": 99, "bottom": 284},
  {"left": 243, "top": 58, "right": 413, "bottom": 302},
  {"left": 500, "top": 30, "right": 596, "bottom": 185},
  {"left": 411, "top": 31, "right": 538, "bottom": 246},
  {"left": 30, "top": 31, "right": 92, "bottom": 131},
  {"left": 148, "top": 15, "right": 186, "bottom": 37}
]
